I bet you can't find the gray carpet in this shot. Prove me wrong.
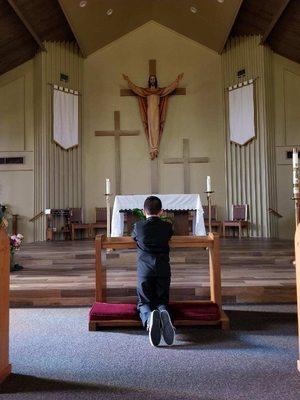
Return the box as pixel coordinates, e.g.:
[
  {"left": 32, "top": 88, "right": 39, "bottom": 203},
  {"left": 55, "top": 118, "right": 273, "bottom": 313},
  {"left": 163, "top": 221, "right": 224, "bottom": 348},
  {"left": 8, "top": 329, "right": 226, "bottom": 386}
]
[{"left": 1, "top": 305, "right": 300, "bottom": 399}]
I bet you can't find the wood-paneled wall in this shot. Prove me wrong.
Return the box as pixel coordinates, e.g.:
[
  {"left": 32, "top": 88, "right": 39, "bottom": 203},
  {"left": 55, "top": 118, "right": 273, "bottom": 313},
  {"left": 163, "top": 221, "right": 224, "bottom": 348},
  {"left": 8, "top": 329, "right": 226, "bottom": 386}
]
[
  {"left": 222, "top": 35, "right": 278, "bottom": 237},
  {"left": 0, "top": 227, "right": 11, "bottom": 383},
  {"left": 34, "top": 42, "right": 83, "bottom": 241}
]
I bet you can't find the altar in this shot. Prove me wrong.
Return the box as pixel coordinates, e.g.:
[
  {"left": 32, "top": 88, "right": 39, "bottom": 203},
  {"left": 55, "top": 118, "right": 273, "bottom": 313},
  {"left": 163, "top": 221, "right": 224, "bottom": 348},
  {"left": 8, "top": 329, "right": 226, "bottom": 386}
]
[{"left": 111, "top": 194, "right": 206, "bottom": 237}]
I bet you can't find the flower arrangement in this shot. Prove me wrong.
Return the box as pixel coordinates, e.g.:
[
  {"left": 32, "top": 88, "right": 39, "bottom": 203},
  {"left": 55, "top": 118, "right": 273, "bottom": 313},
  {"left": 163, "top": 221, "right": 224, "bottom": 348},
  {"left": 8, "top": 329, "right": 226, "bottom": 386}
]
[{"left": 10, "top": 234, "right": 24, "bottom": 255}]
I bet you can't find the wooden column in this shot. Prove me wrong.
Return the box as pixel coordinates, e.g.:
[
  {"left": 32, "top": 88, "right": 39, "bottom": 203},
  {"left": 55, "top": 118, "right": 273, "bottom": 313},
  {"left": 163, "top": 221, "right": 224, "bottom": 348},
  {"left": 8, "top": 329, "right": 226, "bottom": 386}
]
[
  {"left": 208, "top": 232, "right": 222, "bottom": 307},
  {"left": 95, "top": 235, "right": 106, "bottom": 303},
  {"left": 0, "top": 227, "right": 11, "bottom": 383},
  {"left": 295, "top": 224, "right": 300, "bottom": 372}
]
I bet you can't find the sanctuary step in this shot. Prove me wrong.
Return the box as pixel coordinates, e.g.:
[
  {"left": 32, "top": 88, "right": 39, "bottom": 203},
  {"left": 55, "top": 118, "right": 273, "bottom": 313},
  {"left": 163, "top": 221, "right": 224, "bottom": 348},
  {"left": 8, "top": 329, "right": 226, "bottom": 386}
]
[{"left": 10, "top": 238, "right": 295, "bottom": 307}]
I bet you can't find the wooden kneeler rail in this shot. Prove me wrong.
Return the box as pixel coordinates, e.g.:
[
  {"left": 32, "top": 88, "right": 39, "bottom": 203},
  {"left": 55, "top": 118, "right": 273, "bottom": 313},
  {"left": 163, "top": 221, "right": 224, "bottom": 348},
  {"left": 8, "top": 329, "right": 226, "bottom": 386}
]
[
  {"left": 295, "top": 224, "right": 300, "bottom": 372},
  {"left": 90, "top": 233, "right": 229, "bottom": 330},
  {"left": 0, "top": 227, "right": 11, "bottom": 383}
]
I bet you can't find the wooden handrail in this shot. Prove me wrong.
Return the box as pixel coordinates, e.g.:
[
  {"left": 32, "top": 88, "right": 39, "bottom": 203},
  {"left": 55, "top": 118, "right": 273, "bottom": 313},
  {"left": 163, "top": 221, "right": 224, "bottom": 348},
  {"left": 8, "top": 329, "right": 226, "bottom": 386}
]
[
  {"left": 268, "top": 208, "right": 283, "bottom": 218},
  {"left": 95, "top": 233, "right": 222, "bottom": 310},
  {"left": 98, "top": 235, "right": 214, "bottom": 250},
  {"left": 29, "top": 211, "right": 44, "bottom": 222},
  {"left": 295, "top": 224, "right": 300, "bottom": 372},
  {"left": 0, "top": 227, "right": 11, "bottom": 382}
]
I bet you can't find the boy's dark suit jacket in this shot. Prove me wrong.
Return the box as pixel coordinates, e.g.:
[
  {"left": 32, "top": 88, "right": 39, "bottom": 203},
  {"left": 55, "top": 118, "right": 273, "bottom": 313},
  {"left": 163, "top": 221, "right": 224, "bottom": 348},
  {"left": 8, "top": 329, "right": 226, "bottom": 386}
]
[{"left": 132, "top": 217, "right": 173, "bottom": 278}]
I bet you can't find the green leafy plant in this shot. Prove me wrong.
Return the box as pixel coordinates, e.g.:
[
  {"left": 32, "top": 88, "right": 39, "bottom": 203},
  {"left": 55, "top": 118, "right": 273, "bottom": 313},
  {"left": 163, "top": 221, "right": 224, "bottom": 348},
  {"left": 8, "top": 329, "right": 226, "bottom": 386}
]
[
  {"left": 132, "top": 208, "right": 146, "bottom": 220},
  {"left": 132, "top": 208, "right": 173, "bottom": 225}
]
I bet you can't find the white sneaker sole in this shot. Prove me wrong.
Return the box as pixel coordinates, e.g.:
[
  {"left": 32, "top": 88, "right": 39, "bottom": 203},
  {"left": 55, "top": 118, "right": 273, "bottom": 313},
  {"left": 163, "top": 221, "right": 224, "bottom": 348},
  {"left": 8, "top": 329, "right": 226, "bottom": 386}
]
[
  {"left": 148, "top": 310, "right": 161, "bottom": 347},
  {"left": 160, "top": 310, "right": 175, "bottom": 346}
]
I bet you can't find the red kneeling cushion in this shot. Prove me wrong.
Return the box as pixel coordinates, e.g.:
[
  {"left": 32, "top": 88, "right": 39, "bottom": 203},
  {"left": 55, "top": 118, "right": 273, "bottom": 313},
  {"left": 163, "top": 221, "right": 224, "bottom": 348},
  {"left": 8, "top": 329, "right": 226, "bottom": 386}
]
[
  {"left": 169, "top": 302, "right": 220, "bottom": 321},
  {"left": 89, "top": 302, "right": 139, "bottom": 321},
  {"left": 89, "top": 302, "right": 220, "bottom": 322}
]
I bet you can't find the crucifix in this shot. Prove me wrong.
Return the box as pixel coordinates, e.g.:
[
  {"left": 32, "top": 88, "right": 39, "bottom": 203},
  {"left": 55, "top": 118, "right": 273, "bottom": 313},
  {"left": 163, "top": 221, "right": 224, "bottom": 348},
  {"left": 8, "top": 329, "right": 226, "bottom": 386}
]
[
  {"left": 163, "top": 138, "right": 209, "bottom": 194},
  {"left": 121, "top": 59, "right": 186, "bottom": 193},
  {"left": 95, "top": 111, "right": 139, "bottom": 195}
]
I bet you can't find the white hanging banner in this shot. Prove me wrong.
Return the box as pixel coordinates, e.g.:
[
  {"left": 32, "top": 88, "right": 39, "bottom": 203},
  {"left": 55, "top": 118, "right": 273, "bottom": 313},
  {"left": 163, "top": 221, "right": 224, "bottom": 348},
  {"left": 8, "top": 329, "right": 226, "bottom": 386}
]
[
  {"left": 53, "top": 87, "right": 79, "bottom": 150},
  {"left": 228, "top": 81, "right": 255, "bottom": 145}
]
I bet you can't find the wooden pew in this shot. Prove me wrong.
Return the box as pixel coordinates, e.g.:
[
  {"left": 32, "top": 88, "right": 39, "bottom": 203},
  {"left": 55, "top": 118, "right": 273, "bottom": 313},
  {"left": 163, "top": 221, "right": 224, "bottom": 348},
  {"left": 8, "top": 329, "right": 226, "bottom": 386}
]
[
  {"left": 295, "top": 224, "right": 300, "bottom": 372},
  {"left": 90, "top": 233, "right": 229, "bottom": 330},
  {"left": 0, "top": 227, "right": 11, "bottom": 383}
]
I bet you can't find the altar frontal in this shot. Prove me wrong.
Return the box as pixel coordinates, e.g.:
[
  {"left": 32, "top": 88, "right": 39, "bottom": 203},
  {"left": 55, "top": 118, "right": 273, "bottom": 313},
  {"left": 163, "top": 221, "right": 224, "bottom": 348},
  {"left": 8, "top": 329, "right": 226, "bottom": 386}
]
[{"left": 111, "top": 194, "right": 206, "bottom": 237}]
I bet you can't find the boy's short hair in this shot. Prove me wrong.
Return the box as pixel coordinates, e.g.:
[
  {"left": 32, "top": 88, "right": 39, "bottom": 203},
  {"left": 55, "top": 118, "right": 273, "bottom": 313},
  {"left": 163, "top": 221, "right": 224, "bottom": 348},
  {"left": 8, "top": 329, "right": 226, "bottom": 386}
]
[{"left": 144, "top": 196, "right": 162, "bottom": 215}]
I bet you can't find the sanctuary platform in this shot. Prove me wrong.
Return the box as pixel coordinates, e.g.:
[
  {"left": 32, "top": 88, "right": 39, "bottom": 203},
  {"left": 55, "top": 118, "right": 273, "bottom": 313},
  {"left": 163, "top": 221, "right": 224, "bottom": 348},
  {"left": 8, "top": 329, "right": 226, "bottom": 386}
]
[{"left": 10, "top": 238, "right": 295, "bottom": 307}]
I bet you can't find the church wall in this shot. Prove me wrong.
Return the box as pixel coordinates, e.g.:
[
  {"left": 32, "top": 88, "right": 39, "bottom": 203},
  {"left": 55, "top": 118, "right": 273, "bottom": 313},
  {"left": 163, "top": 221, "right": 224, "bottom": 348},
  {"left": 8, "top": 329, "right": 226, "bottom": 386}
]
[
  {"left": 83, "top": 21, "right": 225, "bottom": 222},
  {"left": 222, "top": 35, "right": 277, "bottom": 237},
  {"left": 0, "top": 60, "right": 34, "bottom": 242},
  {"left": 34, "top": 42, "right": 83, "bottom": 241},
  {"left": 273, "top": 53, "right": 300, "bottom": 239}
]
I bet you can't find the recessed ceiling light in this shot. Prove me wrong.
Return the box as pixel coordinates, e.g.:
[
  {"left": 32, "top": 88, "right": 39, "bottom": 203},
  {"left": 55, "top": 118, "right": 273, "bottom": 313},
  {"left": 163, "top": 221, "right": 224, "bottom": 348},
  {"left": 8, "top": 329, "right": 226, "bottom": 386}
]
[
  {"left": 190, "top": 6, "right": 197, "bottom": 13},
  {"left": 217, "top": 0, "right": 224, "bottom": 3},
  {"left": 79, "top": 0, "right": 87, "bottom": 7},
  {"left": 106, "top": 8, "right": 113, "bottom": 16}
]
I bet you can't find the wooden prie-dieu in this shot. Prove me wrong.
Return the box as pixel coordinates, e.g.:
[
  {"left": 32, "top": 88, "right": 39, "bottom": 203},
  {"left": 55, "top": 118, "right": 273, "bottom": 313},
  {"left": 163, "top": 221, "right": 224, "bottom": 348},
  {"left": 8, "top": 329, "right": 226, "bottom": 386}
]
[{"left": 89, "top": 233, "right": 229, "bottom": 331}]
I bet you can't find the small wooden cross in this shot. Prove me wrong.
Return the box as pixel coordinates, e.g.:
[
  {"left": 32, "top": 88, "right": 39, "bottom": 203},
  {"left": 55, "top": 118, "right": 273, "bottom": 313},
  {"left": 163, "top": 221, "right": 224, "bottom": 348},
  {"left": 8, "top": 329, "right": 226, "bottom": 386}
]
[
  {"left": 95, "top": 111, "right": 139, "bottom": 195},
  {"left": 163, "top": 138, "right": 209, "bottom": 194},
  {"left": 120, "top": 59, "right": 186, "bottom": 194}
]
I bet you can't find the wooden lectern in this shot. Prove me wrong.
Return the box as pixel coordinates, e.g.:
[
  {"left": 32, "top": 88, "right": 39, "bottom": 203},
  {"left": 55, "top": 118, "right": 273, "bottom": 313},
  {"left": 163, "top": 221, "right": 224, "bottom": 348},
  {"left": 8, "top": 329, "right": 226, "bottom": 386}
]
[{"left": 0, "top": 227, "right": 11, "bottom": 382}]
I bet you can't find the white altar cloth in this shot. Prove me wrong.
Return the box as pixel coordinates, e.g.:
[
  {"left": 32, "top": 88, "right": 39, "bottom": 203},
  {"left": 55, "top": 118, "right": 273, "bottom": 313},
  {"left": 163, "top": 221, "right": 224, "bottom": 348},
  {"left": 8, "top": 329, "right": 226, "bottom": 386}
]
[{"left": 111, "top": 194, "right": 206, "bottom": 237}]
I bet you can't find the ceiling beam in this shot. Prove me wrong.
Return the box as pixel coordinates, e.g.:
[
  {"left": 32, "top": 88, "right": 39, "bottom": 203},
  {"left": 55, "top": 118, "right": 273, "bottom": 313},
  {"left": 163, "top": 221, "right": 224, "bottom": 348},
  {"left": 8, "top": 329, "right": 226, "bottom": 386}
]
[
  {"left": 218, "top": 0, "right": 243, "bottom": 54},
  {"left": 58, "top": 0, "right": 87, "bottom": 58},
  {"left": 260, "top": 0, "right": 291, "bottom": 44},
  {"left": 7, "top": 0, "right": 46, "bottom": 52}
]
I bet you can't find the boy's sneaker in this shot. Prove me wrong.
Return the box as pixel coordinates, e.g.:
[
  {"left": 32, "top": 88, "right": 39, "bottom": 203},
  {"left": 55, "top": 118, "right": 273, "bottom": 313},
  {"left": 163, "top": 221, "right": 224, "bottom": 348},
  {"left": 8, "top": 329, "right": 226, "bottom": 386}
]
[
  {"left": 147, "top": 310, "right": 161, "bottom": 347},
  {"left": 160, "top": 310, "right": 175, "bottom": 345}
]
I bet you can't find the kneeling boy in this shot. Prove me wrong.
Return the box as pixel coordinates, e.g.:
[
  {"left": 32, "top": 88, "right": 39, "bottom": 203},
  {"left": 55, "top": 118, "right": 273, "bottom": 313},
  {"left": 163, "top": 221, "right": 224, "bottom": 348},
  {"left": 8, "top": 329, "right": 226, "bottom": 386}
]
[{"left": 132, "top": 196, "right": 175, "bottom": 347}]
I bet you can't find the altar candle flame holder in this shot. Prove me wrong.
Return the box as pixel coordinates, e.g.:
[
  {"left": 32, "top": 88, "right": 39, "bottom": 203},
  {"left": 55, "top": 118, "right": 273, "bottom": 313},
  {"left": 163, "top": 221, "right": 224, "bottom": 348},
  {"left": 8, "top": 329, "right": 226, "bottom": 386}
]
[
  {"left": 105, "top": 193, "right": 113, "bottom": 253},
  {"left": 204, "top": 190, "right": 214, "bottom": 234}
]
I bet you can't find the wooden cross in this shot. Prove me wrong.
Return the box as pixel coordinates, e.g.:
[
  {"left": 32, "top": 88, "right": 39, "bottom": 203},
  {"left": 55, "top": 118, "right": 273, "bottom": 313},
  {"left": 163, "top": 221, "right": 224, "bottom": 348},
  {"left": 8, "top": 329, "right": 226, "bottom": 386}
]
[
  {"left": 120, "top": 59, "right": 186, "bottom": 98},
  {"left": 120, "top": 59, "right": 186, "bottom": 194},
  {"left": 163, "top": 138, "right": 209, "bottom": 194},
  {"left": 95, "top": 111, "right": 139, "bottom": 195}
]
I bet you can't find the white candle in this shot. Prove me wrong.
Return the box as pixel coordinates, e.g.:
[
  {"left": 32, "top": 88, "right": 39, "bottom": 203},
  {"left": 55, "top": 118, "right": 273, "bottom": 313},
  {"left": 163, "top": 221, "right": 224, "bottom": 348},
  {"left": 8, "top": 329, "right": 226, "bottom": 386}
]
[
  {"left": 206, "top": 176, "right": 211, "bottom": 192},
  {"left": 293, "top": 148, "right": 298, "bottom": 170},
  {"left": 105, "top": 178, "right": 111, "bottom": 195}
]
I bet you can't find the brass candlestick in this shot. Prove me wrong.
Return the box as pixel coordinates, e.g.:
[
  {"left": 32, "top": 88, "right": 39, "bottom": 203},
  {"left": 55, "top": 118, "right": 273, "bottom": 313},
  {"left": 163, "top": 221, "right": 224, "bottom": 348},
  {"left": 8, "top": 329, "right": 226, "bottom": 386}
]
[
  {"left": 204, "top": 190, "right": 214, "bottom": 233},
  {"left": 105, "top": 193, "right": 112, "bottom": 238},
  {"left": 105, "top": 193, "right": 113, "bottom": 254}
]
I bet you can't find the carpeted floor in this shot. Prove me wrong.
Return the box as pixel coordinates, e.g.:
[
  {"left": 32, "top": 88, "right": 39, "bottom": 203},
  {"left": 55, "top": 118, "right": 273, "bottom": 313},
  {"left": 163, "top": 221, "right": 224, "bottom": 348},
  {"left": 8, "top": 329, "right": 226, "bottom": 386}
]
[{"left": 1, "top": 305, "right": 300, "bottom": 399}]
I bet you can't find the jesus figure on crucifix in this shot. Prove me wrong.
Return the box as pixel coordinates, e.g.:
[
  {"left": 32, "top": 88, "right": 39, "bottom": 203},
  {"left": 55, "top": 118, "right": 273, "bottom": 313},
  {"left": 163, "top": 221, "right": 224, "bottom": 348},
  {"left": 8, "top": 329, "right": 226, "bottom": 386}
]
[{"left": 122, "top": 72, "right": 184, "bottom": 159}]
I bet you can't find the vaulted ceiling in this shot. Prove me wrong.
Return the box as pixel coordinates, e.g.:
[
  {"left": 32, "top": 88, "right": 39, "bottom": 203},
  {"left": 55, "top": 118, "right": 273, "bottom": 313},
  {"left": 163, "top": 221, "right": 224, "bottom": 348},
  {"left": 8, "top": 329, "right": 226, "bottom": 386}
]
[
  {"left": 0, "top": 0, "right": 300, "bottom": 76},
  {"left": 59, "top": 0, "right": 242, "bottom": 57},
  {"left": 230, "top": 0, "right": 300, "bottom": 64},
  {"left": 0, "top": 0, "right": 74, "bottom": 75}
]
